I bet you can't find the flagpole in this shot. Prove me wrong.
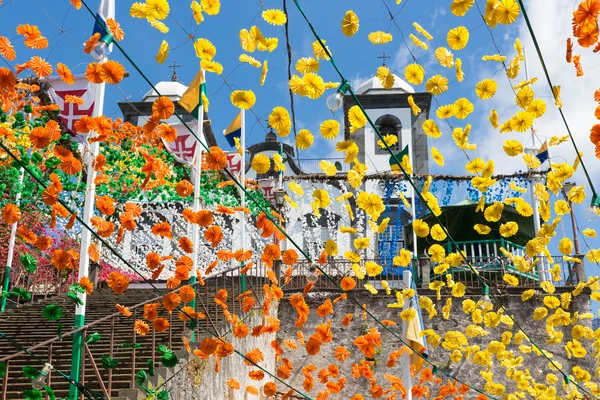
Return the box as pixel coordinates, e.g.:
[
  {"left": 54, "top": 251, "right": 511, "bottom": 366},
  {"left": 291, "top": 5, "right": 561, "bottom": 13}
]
[
  {"left": 0, "top": 168, "right": 24, "bottom": 313},
  {"left": 189, "top": 107, "right": 204, "bottom": 340},
  {"left": 523, "top": 48, "right": 547, "bottom": 281},
  {"left": 240, "top": 109, "right": 247, "bottom": 293},
  {"left": 69, "top": 74, "right": 105, "bottom": 400},
  {"left": 402, "top": 269, "right": 413, "bottom": 400}
]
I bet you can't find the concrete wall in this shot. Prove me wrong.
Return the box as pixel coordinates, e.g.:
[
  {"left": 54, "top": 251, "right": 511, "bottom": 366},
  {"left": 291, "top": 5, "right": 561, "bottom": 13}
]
[
  {"left": 275, "top": 288, "right": 596, "bottom": 399},
  {"left": 161, "top": 303, "right": 279, "bottom": 400}
]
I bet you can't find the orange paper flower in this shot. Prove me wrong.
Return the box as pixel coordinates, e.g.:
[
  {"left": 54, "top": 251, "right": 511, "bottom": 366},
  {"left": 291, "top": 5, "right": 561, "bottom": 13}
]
[{"left": 1, "top": 203, "right": 21, "bottom": 224}]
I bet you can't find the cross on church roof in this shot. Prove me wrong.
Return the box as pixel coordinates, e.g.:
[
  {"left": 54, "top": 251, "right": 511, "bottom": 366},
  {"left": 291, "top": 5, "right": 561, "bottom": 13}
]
[
  {"left": 378, "top": 51, "right": 391, "bottom": 67},
  {"left": 168, "top": 60, "right": 181, "bottom": 82}
]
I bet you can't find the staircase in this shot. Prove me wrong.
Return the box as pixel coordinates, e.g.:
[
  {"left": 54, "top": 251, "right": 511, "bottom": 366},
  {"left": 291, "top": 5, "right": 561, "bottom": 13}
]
[{"left": 0, "top": 271, "right": 266, "bottom": 400}]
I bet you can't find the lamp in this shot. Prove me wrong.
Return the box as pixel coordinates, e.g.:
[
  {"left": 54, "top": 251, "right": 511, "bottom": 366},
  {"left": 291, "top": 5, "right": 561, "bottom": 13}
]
[
  {"left": 31, "top": 363, "right": 52, "bottom": 390},
  {"left": 562, "top": 181, "right": 575, "bottom": 194},
  {"left": 477, "top": 285, "right": 493, "bottom": 311},
  {"left": 585, "top": 194, "right": 600, "bottom": 222},
  {"left": 306, "top": 264, "right": 319, "bottom": 284},
  {"left": 274, "top": 188, "right": 286, "bottom": 208},
  {"left": 326, "top": 81, "right": 351, "bottom": 111},
  {"left": 91, "top": 33, "right": 114, "bottom": 61}
]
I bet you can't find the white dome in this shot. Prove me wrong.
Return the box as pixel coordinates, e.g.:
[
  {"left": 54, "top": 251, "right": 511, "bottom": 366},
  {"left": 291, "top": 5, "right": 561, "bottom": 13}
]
[
  {"left": 142, "top": 81, "right": 188, "bottom": 102},
  {"left": 355, "top": 74, "right": 414, "bottom": 95}
]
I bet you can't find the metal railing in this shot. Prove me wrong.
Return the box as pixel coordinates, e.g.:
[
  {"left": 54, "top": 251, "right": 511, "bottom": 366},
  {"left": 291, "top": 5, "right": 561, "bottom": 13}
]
[
  {"left": 0, "top": 264, "right": 270, "bottom": 400},
  {"left": 281, "top": 255, "right": 580, "bottom": 293},
  {"left": 0, "top": 264, "right": 77, "bottom": 309},
  {"left": 296, "top": 158, "right": 350, "bottom": 174}
]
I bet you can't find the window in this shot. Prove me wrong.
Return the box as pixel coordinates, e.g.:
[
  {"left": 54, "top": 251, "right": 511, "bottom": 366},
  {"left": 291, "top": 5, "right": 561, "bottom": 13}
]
[{"left": 374, "top": 115, "right": 402, "bottom": 154}]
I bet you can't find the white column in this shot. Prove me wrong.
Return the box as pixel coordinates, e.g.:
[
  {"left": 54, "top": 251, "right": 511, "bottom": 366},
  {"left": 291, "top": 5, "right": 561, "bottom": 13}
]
[
  {"left": 191, "top": 111, "right": 205, "bottom": 284},
  {"left": 240, "top": 109, "right": 246, "bottom": 250}
]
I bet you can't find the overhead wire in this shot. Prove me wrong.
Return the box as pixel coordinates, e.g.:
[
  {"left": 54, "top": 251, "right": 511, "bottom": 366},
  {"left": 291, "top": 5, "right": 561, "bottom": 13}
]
[
  {"left": 290, "top": 1, "right": 598, "bottom": 397},
  {"left": 69, "top": 3, "right": 495, "bottom": 397}
]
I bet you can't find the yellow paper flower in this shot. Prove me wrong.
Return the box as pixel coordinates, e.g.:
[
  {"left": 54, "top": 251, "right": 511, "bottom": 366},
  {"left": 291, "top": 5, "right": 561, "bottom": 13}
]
[
  {"left": 447, "top": 26, "right": 470, "bottom": 50},
  {"left": 348, "top": 105, "right": 367, "bottom": 129},
  {"left": 239, "top": 53, "right": 261, "bottom": 68},
  {"left": 409, "top": 34, "right": 428, "bottom": 50},
  {"left": 377, "top": 66, "right": 395, "bottom": 89},
  {"left": 295, "top": 129, "right": 313, "bottom": 150},
  {"left": 190, "top": 1, "right": 204, "bottom": 24},
  {"left": 431, "top": 147, "right": 445, "bottom": 166},
  {"left": 341, "top": 10, "right": 360, "bottom": 36},
  {"left": 502, "top": 140, "right": 523, "bottom": 156},
  {"left": 320, "top": 120, "right": 340, "bottom": 139},
  {"left": 582, "top": 228, "right": 596, "bottom": 237},
  {"left": 147, "top": 17, "right": 169, "bottom": 33},
  {"left": 436, "top": 104, "right": 456, "bottom": 119},
  {"left": 262, "top": 9, "right": 286, "bottom": 25},
  {"left": 413, "top": 22, "right": 433, "bottom": 40},
  {"left": 312, "top": 39, "right": 331, "bottom": 60},
  {"left": 434, "top": 47, "right": 454, "bottom": 68},
  {"left": 258, "top": 37, "right": 278, "bottom": 52},
  {"left": 194, "top": 38, "right": 216, "bottom": 61},
  {"left": 422, "top": 120, "right": 442, "bottom": 138},
  {"left": 503, "top": 273, "right": 519, "bottom": 286},
  {"left": 377, "top": 134, "right": 399, "bottom": 149},
  {"left": 499, "top": 221, "right": 518, "bottom": 237},
  {"left": 295, "top": 57, "right": 319, "bottom": 74},
  {"left": 230, "top": 90, "right": 256, "bottom": 109},
  {"left": 430, "top": 223, "right": 447, "bottom": 241},
  {"left": 495, "top": 0, "right": 520, "bottom": 25},
  {"left": 393, "top": 249, "right": 412, "bottom": 267},
  {"left": 558, "top": 237, "right": 573, "bottom": 255},
  {"left": 426, "top": 74, "right": 449, "bottom": 95},
  {"left": 413, "top": 219, "right": 429, "bottom": 237},
  {"left": 404, "top": 63, "right": 425, "bottom": 85},
  {"left": 428, "top": 244, "right": 445, "bottom": 262},
  {"left": 201, "top": 60, "right": 223, "bottom": 74},
  {"left": 400, "top": 308, "right": 417, "bottom": 321},
  {"left": 453, "top": 98, "right": 474, "bottom": 119},
  {"left": 408, "top": 95, "right": 421, "bottom": 115},
  {"left": 455, "top": 57, "right": 464, "bottom": 81},
  {"left": 312, "top": 189, "right": 331, "bottom": 209},
  {"left": 474, "top": 224, "right": 491, "bottom": 235},
  {"left": 146, "top": 0, "right": 170, "bottom": 20},
  {"left": 319, "top": 160, "right": 337, "bottom": 176},
  {"left": 451, "top": 0, "right": 475, "bottom": 16},
  {"left": 251, "top": 153, "right": 270, "bottom": 174},
  {"left": 288, "top": 181, "right": 304, "bottom": 196},
  {"left": 260, "top": 60, "right": 268, "bottom": 86},
  {"left": 324, "top": 239, "right": 338, "bottom": 256},
  {"left": 353, "top": 237, "right": 370, "bottom": 250},
  {"left": 484, "top": 202, "right": 503, "bottom": 222},
  {"left": 130, "top": 2, "right": 148, "bottom": 18},
  {"left": 268, "top": 107, "right": 291, "bottom": 137},
  {"left": 368, "top": 31, "right": 393, "bottom": 44},
  {"left": 475, "top": 79, "right": 497, "bottom": 100},
  {"left": 365, "top": 261, "right": 383, "bottom": 277},
  {"left": 155, "top": 40, "right": 169, "bottom": 64},
  {"left": 302, "top": 72, "right": 325, "bottom": 99}
]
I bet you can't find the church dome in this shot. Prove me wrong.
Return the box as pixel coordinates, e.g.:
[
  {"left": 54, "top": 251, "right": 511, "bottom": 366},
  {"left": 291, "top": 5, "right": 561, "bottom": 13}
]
[
  {"left": 355, "top": 74, "right": 414, "bottom": 95},
  {"left": 142, "top": 81, "right": 189, "bottom": 102}
]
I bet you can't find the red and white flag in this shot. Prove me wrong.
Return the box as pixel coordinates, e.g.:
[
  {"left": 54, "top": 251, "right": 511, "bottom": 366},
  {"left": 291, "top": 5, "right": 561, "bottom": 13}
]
[
  {"left": 46, "top": 75, "right": 97, "bottom": 133},
  {"left": 162, "top": 122, "right": 199, "bottom": 165}
]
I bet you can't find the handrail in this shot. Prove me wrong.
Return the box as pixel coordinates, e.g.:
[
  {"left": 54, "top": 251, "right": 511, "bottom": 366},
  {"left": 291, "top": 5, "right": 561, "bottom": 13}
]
[{"left": 0, "top": 267, "right": 250, "bottom": 363}]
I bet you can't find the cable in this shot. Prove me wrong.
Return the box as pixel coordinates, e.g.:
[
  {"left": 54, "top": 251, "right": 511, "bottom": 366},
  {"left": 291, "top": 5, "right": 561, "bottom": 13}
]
[
  {"left": 516, "top": 0, "right": 597, "bottom": 199},
  {"left": 0, "top": 332, "right": 105, "bottom": 400},
  {"left": 289, "top": 1, "right": 597, "bottom": 397}
]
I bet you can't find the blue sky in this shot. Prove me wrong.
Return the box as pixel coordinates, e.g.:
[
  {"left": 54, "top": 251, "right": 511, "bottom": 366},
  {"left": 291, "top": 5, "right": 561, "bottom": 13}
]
[{"left": 1, "top": 0, "right": 599, "bottom": 285}]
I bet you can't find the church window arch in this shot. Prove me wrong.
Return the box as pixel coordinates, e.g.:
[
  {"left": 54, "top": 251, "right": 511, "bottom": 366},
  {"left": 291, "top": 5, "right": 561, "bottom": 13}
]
[{"left": 374, "top": 114, "right": 402, "bottom": 154}]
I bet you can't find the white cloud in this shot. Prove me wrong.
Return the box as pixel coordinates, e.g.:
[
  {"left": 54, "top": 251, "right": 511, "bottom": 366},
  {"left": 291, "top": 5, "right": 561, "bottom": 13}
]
[
  {"left": 475, "top": 0, "right": 600, "bottom": 187},
  {"left": 430, "top": 6, "right": 446, "bottom": 27}
]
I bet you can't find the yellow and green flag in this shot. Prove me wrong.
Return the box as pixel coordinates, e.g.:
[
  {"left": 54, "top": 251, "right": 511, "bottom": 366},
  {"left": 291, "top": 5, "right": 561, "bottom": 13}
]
[
  {"left": 179, "top": 69, "right": 207, "bottom": 120},
  {"left": 389, "top": 145, "right": 409, "bottom": 172}
]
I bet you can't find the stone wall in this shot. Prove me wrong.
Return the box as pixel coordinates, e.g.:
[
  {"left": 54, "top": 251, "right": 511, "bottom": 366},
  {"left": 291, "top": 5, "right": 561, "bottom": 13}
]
[
  {"left": 161, "top": 302, "right": 279, "bottom": 400},
  {"left": 275, "top": 288, "right": 596, "bottom": 399}
]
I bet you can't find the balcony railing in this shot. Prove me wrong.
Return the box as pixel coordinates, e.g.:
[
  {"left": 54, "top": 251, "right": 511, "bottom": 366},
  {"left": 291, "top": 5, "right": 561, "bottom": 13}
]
[
  {"left": 296, "top": 158, "right": 350, "bottom": 174},
  {"left": 280, "top": 255, "right": 581, "bottom": 293}
]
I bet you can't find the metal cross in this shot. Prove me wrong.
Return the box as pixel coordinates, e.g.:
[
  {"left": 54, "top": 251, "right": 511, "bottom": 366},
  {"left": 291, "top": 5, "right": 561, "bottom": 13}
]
[
  {"left": 378, "top": 51, "right": 391, "bottom": 67},
  {"left": 168, "top": 60, "right": 181, "bottom": 82}
]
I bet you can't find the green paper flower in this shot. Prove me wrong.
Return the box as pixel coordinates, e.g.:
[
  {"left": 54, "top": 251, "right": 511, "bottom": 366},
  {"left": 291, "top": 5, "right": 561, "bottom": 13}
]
[
  {"left": 160, "top": 351, "right": 177, "bottom": 368},
  {"left": 86, "top": 333, "right": 101, "bottom": 345},
  {"left": 101, "top": 355, "right": 119, "bottom": 370},
  {"left": 157, "top": 390, "right": 170, "bottom": 400},
  {"left": 22, "top": 366, "right": 39, "bottom": 380},
  {"left": 147, "top": 359, "right": 155, "bottom": 377},
  {"left": 43, "top": 304, "right": 62, "bottom": 321},
  {"left": 20, "top": 254, "right": 37, "bottom": 273},
  {"left": 0, "top": 361, "right": 5, "bottom": 378},
  {"left": 135, "top": 370, "right": 147, "bottom": 386},
  {"left": 11, "top": 287, "right": 31, "bottom": 301},
  {"left": 44, "top": 386, "right": 56, "bottom": 400},
  {"left": 67, "top": 291, "right": 83, "bottom": 306},
  {"left": 22, "top": 389, "right": 42, "bottom": 400}
]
